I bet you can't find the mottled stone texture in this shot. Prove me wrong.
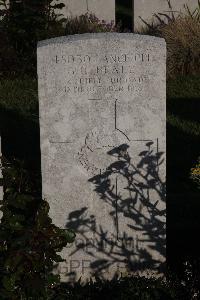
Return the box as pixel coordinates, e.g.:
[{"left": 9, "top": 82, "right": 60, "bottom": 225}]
[
  {"left": 37, "top": 33, "right": 166, "bottom": 281},
  {"left": 133, "top": 0, "right": 198, "bottom": 30},
  {"left": 58, "top": 0, "right": 115, "bottom": 23}
]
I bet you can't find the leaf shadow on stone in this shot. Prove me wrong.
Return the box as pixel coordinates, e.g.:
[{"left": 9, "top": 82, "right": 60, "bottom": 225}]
[{"left": 65, "top": 141, "right": 166, "bottom": 281}]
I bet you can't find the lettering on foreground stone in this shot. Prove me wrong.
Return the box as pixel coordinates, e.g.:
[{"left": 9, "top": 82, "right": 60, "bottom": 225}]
[{"left": 37, "top": 33, "right": 166, "bottom": 281}]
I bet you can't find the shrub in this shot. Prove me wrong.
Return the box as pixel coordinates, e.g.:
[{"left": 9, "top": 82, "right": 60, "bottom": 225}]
[
  {"left": 139, "top": 0, "right": 200, "bottom": 77},
  {"left": 0, "top": 3, "right": 121, "bottom": 78},
  {"left": 48, "top": 274, "right": 193, "bottom": 300},
  {"left": 0, "top": 158, "right": 75, "bottom": 299},
  {"left": 161, "top": 16, "right": 200, "bottom": 77},
  {"left": 64, "top": 13, "right": 120, "bottom": 35},
  {"left": 0, "top": 0, "right": 66, "bottom": 78}
]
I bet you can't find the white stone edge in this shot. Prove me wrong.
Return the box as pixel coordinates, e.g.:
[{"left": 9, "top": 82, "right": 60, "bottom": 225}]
[{"left": 37, "top": 33, "right": 166, "bottom": 48}]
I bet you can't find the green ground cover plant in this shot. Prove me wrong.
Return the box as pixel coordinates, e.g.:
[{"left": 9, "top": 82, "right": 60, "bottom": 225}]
[
  {"left": 0, "top": 158, "right": 75, "bottom": 299},
  {"left": 47, "top": 275, "right": 190, "bottom": 300}
]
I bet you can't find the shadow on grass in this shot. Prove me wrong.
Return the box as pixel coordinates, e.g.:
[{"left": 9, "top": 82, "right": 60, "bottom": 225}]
[
  {"left": 0, "top": 105, "right": 41, "bottom": 173},
  {"left": 168, "top": 97, "right": 200, "bottom": 123},
  {"left": 167, "top": 95, "right": 200, "bottom": 274}
]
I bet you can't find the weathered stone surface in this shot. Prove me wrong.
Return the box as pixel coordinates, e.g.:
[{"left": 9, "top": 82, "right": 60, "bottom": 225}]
[
  {"left": 133, "top": 0, "right": 198, "bottom": 30},
  {"left": 37, "top": 33, "right": 166, "bottom": 281},
  {"left": 59, "top": 0, "right": 115, "bottom": 23}
]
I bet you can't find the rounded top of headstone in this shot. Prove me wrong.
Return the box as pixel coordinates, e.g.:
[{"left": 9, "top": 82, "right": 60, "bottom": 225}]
[{"left": 37, "top": 33, "right": 166, "bottom": 48}]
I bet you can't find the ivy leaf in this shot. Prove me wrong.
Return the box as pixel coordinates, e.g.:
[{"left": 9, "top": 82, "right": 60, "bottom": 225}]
[
  {"left": 47, "top": 274, "right": 60, "bottom": 285},
  {"left": 2, "top": 275, "right": 16, "bottom": 292},
  {"left": 64, "top": 229, "right": 76, "bottom": 243},
  {"left": 8, "top": 219, "right": 24, "bottom": 230},
  {"left": 51, "top": 253, "right": 63, "bottom": 263}
]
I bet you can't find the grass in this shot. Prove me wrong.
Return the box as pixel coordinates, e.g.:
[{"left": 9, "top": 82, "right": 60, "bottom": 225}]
[
  {"left": 167, "top": 76, "right": 200, "bottom": 187},
  {"left": 167, "top": 76, "right": 200, "bottom": 147},
  {"left": 167, "top": 76, "right": 200, "bottom": 99},
  {"left": 167, "top": 114, "right": 200, "bottom": 136},
  {"left": 0, "top": 77, "right": 40, "bottom": 167},
  {"left": 166, "top": 75, "right": 200, "bottom": 272},
  {"left": 0, "top": 77, "right": 38, "bottom": 119}
]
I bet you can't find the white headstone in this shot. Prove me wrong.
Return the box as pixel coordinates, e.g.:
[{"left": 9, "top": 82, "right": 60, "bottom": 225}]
[
  {"left": 59, "top": 0, "right": 115, "bottom": 23},
  {"left": 133, "top": 0, "right": 198, "bottom": 31},
  {"left": 37, "top": 33, "right": 166, "bottom": 281}
]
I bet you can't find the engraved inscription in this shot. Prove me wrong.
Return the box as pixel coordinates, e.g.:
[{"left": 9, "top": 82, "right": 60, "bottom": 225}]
[
  {"left": 52, "top": 52, "right": 152, "bottom": 98},
  {"left": 54, "top": 53, "right": 150, "bottom": 65}
]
